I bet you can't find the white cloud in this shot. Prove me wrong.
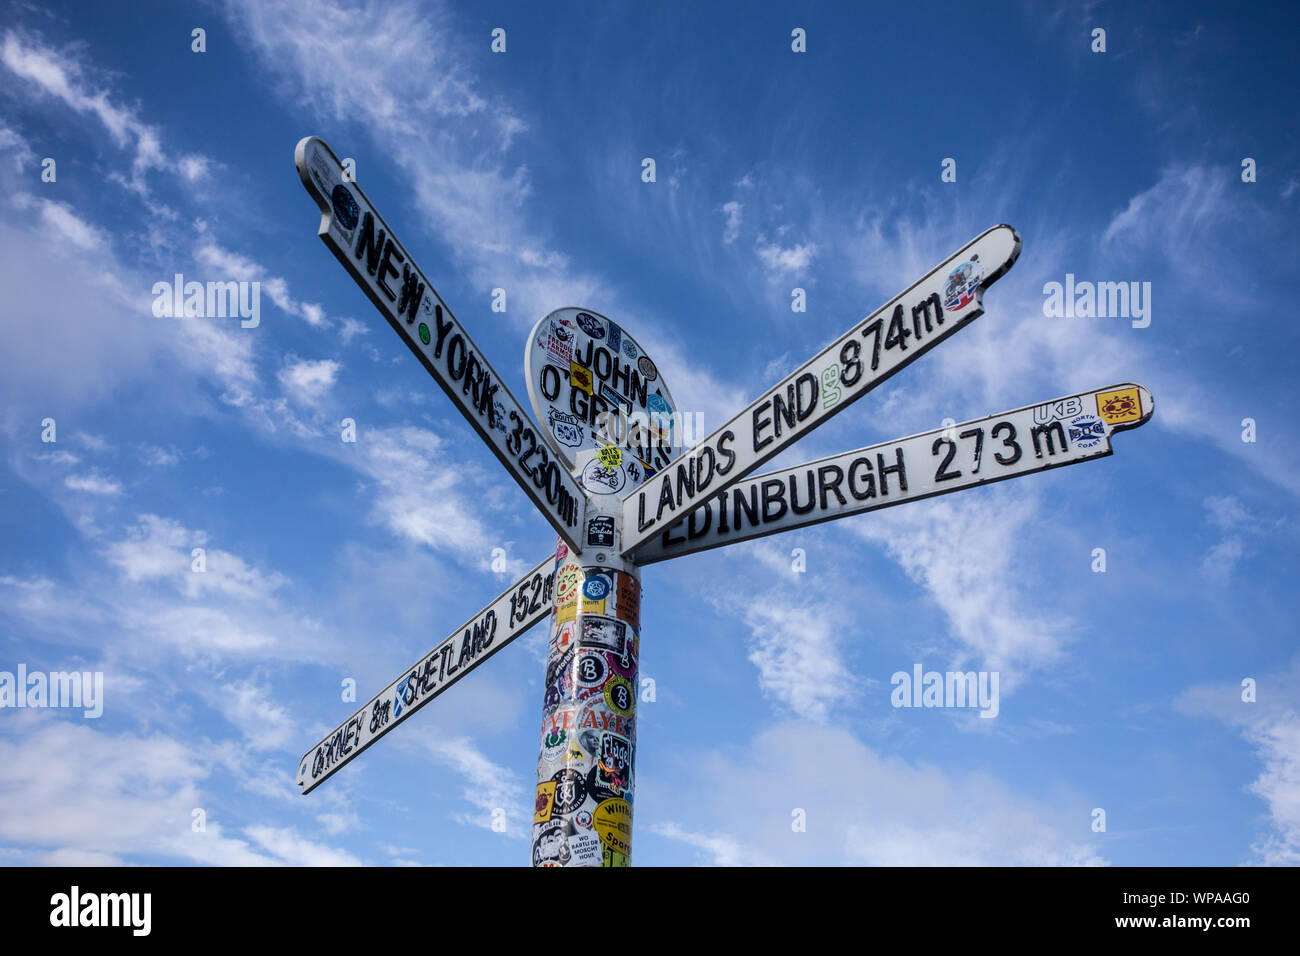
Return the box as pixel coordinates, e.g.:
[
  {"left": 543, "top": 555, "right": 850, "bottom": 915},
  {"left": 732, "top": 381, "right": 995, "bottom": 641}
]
[
  {"left": 720, "top": 200, "right": 743, "bottom": 244},
  {"left": 278, "top": 357, "right": 341, "bottom": 404},
  {"left": 64, "top": 472, "right": 123, "bottom": 496},
  {"left": 646, "top": 723, "right": 1105, "bottom": 865},
  {"left": 755, "top": 236, "right": 817, "bottom": 276},
  {"left": 1176, "top": 661, "right": 1300, "bottom": 865}
]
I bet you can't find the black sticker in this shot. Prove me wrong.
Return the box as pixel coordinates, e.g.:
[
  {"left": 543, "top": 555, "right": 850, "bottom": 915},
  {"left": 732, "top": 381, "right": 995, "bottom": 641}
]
[
  {"left": 586, "top": 515, "right": 615, "bottom": 548},
  {"left": 330, "top": 184, "right": 360, "bottom": 231},
  {"left": 550, "top": 768, "right": 588, "bottom": 814}
]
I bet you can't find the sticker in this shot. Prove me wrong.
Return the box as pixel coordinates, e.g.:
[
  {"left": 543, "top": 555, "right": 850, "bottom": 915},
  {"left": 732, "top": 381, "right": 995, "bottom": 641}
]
[
  {"left": 574, "top": 809, "right": 594, "bottom": 829},
  {"left": 586, "top": 515, "right": 615, "bottom": 548},
  {"left": 636, "top": 355, "right": 657, "bottom": 381},
  {"left": 541, "top": 728, "right": 568, "bottom": 763},
  {"left": 601, "top": 383, "right": 632, "bottom": 414},
  {"left": 575, "top": 311, "right": 605, "bottom": 338},
  {"left": 547, "top": 409, "right": 583, "bottom": 448},
  {"left": 330, "top": 184, "right": 360, "bottom": 231},
  {"left": 597, "top": 446, "right": 623, "bottom": 469},
  {"left": 556, "top": 540, "right": 569, "bottom": 564},
  {"left": 541, "top": 332, "right": 572, "bottom": 364},
  {"left": 581, "top": 616, "right": 631, "bottom": 661},
  {"left": 550, "top": 768, "right": 588, "bottom": 814},
  {"left": 581, "top": 457, "right": 626, "bottom": 494},
  {"left": 418, "top": 322, "right": 431, "bottom": 345},
  {"left": 555, "top": 602, "right": 577, "bottom": 626},
  {"left": 1033, "top": 396, "right": 1085, "bottom": 423},
  {"left": 575, "top": 649, "right": 608, "bottom": 688},
  {"left": 569, "top": 830, "right": 603, "bottom": 865},
  {"left": 1067, "top": 414, "right": 1106, "bottom": 449},
  {"left": 546, "top": 645, "right": 575, "bottom": 692},
  {"left": 623, "top": 339, "right": 638, "bottom": 361},
  {"left": 534, "top": 781, "right": 557, "bottom": 823},
  {"left": 595, "top": 732, "right": 633, "bottom": 796},
  {"left": 579, "top": 590, "right": 606, "bottom": 617},
  {"left": 577, "top": 691, "right": 633, "bottom": 740},
  {"left": 593, "top": 798, "right": 633, "bottom": 857},
  {"left": 578, "top": 730, "right": 602, "bottom": 757},
  {"left": 615, "top": 574, "right": 641, "bottom": 628},
  {"left": 942, "top": 254, "right": 983, "bottom": 312},
  {"left": 555, "top": 562, "right": 583, "bottom": 606},
  {"left": 606, "top": 323, "right": 622, "bottom": 355},
  {"left": 570, "top": 361, "right": 594, "bottom": 396},
  {"left": 821, "top": 365, "right": 841, "bottom": 409},
  {"left": 582, "top": 573, "right": 612, "bottom": 602},
  {"left": 1096, "top": 387, "right": 1142, "bottom": 425},
  {"left": 602, "top": 846, "right": 630, "bottom": 867},
  {"left": 604, "top": 675, "right": 634, "bottom": 717},
  {"left": 554, "top": 620, "right": 576, "bottom": 655},
  {"left": 543, "top": 683, "right": 561, "bottom": 713},
  {"left": 532, "top": 822, "right": 570, "bottom": 866}
]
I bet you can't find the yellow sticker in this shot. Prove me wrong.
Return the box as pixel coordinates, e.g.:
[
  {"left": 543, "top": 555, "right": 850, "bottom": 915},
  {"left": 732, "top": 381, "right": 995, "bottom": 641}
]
[
  {"left": 598, "top": 446, "right": 623, "bottom": 468},
  {"left": 580, "top": 595, "right": 606, "bottom": 616},
  {"left": 594, "top": 798, "right": 633, "bottom": 858},
  {"left": 1095, "top": 387, "right": 1142, "bottom": 425},
  {"left": 555, "top": 563, "right": 583, "bottom": 606},
  {"left": 534, "top": 782, "right": 556, "bottom": 823},
  {"left": 555, "top": 602, "right": 577, "bottom": 626}
]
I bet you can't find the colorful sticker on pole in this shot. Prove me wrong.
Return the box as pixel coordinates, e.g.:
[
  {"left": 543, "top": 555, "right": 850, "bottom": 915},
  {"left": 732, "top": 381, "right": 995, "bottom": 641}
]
[
  {"left": 594, "top": 798, "right": 633, "bottom": 859},
  {"left": 534, "top": 781, "right": 557, "bottom": 823},
  {"left": 1095, "top": 386, "right": 1143, "bottom": 425},
  {"left": 555, "top": 562, "right": 583, "bottom": 606}
]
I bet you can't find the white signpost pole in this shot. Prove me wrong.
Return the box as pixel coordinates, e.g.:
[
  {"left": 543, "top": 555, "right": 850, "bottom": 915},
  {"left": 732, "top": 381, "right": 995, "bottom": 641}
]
[{"left": 531, "top": 450, "right": 639, "bottom": 866}]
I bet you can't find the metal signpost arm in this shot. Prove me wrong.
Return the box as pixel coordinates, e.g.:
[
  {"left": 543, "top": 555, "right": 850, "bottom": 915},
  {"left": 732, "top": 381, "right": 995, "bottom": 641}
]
[
  {"left": 634, "top": 384, "right": 1154, "bottom": 564},
  {"left": 296, "top": 556, "right": 556, "bottom": 794},
  {"left": 294, "top": 136, "right": 588, "bottom": 553},
  {"left": 620, "top": 225, "right": 1022, "bottom": 555}
]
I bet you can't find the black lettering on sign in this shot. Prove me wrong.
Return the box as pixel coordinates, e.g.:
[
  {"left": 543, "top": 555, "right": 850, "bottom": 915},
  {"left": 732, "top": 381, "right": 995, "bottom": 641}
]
[
  {"left": 912, "top": 292, "right": 943, "bottom": 337},
  {"left": 992, "top": 421, "right": 1022, "bottom": 465},
  {"left": 688, "top": 502, "right": 712, "bottom": 538},
  {"left": 795, "top": 372, "right": 818, "bottom": 421},
  {"left": 447, "top": 335, "right": 467, "bottom": 380},
  {"left": 541, "top": 365, "right": 561, "bottom": 401},
  {"left": 695, "top": 446, "right": 716, "bottom": 492},
  {"left": 848, "top": 457, "right": 875, "bottom": 500},
  {"left": 716, "top": 431, "right": 737, "bottom": 475},
  {"left": 790, "top": 471, "right": 816, "bottom": 514},
  {"left": 355, "top": 212, "right": 386, "bottom": 276},
  {"left": 761, "top": 478, "right": 787, "bottom": 522},
  {"left": 376, "top": 238, "right": 403, "bottom": 300},
  {"left": 840, "top": 339, "right": 863, "bottom": 387},
  {"left": 878, "top": 449, "right": 906, "bottom": 495},
  {"left": 432, "top": 305, "right": 453, "bottom": 358},
  {"left": 733, "top": 483, "right": 759, "bottom": 528},
  {"left": 753, "top": 400, "right": 774, "bottom": 452},
  {"left": 1030, "top": 421, "right": 1066, "bottom": 458},
  {"left": 771, "top": 386, "right": 796, "bottom": 441},
  {"left": 818, "top": 465, "right": 846, "bottom": 510},
  {"left": 932, "top": 437, "right": 960, "bottom": 482},
  {"left": 397, "top": 265, "right": 424, "bottom": 323}
]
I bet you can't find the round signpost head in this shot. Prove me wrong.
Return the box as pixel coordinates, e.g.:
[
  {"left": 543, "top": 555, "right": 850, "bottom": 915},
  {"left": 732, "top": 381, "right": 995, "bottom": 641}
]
[{"left": 524, "top": 307, "right": 680, "bottom": 493}]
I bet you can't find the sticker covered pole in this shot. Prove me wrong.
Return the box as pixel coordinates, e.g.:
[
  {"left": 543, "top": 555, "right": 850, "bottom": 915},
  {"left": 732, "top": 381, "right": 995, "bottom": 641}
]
[{"left": 531, "top": 450, "right": 640, "bottom": 867}]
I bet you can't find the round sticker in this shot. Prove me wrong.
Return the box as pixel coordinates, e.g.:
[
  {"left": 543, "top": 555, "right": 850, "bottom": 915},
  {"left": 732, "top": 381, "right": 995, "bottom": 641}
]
[
  {"left": 575, "top": 312, "right": 605, "bottom": 338},
  {"left": 593, "top": 798, "right": 633, "bottom": 858},
  {"left": 418, "top": 322, "right": 431, "bottom": 345},
  {"left": 330, "top": 184, "right": 360, "bottom": 231},
  {"left": 581, "top": 457, "right": 626, "bottom": 494},
  {"left": 604, "top": 675, "right": 634, "bottom": 717},
  {"left": 550, "top": 768, "right": 588, "bottom": 814},
  {"left": 582, "top": 573, "right": 611, "bottom": 602},
  {"left": 575, "top": 649, "right": 608, "bottom": 688},
  {"left": 541, "top": 728, "right": 568, "bottom": 763},
  {"left": 555, "top": 562, "right": 583, "bottom": 605},
  {"left": 1068, "top": 414, "right": 1106, "bottom": 449},
  {"left": 637, "top": 356, "right": 657, "bottom": 381},
  {"left": 532, "top": 822, "right": 570, "bottom": 867}
]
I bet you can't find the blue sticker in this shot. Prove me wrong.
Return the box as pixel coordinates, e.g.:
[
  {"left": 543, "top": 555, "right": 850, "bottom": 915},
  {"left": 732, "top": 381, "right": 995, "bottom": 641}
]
[
  {"left": 1067, "top": 414, "right": 1106, "bottom": 449},
  {"left": 583, "top": 574, "right": 611, "bottom": 601},
  {"left": 575, "top": 311, "right": 605, "bottom": 338},
  {"left": 647, "top": 393, "right": 670, "bottom": 416},
  {"left": 330, "top": 184, "right": 360, "bottom": 231},
  {"left": 606, "top": 323, "right": 622, "bottom": 355}
]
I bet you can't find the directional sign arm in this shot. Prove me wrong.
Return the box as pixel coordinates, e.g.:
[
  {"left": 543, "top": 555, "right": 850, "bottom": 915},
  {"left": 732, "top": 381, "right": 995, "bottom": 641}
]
[
  {"left": 621, "top": 224, "right": 1022, "bottom": 553},
  {"left": 633, "top": 384, "right": 1153, "bottom": 564},
  {"left": 297, "top": 555, "right": 556, "bottom": 794},
  {"left": 295, "top": 136, "right": 587, "bottom": 553}
]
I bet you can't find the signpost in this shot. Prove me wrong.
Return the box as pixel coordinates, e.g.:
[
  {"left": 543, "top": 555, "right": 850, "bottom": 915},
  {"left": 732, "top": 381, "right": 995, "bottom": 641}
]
[
  {"left": 293, "top": 138, "right": 1154, "bottom": 866},
  {"left": 634, "top": 384, "right": 1153, "bottom": 563},
  {"left": 294, "top": 137, "right": 587, "bottom": 553}
]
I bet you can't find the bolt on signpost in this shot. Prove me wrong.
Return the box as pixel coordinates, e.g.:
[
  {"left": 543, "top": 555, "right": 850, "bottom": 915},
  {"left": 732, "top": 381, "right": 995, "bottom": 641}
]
[{"left": 292, "top": 138, "right": 1155, "bottom": 866}]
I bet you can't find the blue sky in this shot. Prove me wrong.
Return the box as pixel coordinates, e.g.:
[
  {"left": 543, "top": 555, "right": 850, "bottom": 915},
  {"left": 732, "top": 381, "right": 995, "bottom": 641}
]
[{"left": 0, "top": 0, "right": 1297, "bottom": 866}]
